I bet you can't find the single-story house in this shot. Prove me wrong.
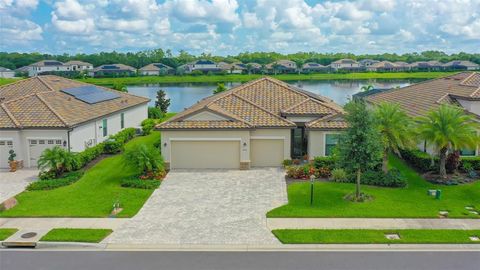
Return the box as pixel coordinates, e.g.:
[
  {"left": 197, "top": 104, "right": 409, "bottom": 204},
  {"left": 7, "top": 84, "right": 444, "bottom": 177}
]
[
  {"left": 359, "top": 59, "right": 379, "bottom": 68},
  {"left": 64, "top": 61, "right": 93, "bottom": 71},
  {"left": 0, "top": 67, "right": 15, "bottom": 78},
  {"left": 0, "top": 75, "right": 149, "bottom": 168},
  {"left": 408, "top": 61, "right": 443, "bottom": 71},
  {"left": 366, "top": 61, "right": 402, "bottom": 72},
  {"left": 245, "top": 62, "right": 262, "bottom": 73},
  {"left": 302, "top": 62, "right": 329, "bottom": 72},
  {"left": 365, "top": 71, "right": 480, "bottom": 156},
  {"left": 443, "top": 61, "right": 479, "bottom": 71},
  {"left": 89, "top": 64, "right": 137, "bottom": 77},
  {"left": 218, "top": 62, "right": 246, "bottom": 74},
  {"left": 157, "top": 77, "right": 346, "bottom": 170},
  {"left": 266, "top": 60, "right": 297, "bottom": 74},
  {"left": 139, "top": 63, "right": 174, "bottom": 75}
]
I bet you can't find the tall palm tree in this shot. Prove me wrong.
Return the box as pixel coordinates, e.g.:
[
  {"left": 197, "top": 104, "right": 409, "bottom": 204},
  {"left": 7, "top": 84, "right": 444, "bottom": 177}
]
[
  {"left": 374, "top": 102, "right": 416, "bottom": 172},
  {"left": 416, "top": 104, "right": 479, "bottom": 179},
  {"left": 272, "top": 62, "right": 280, "bottom": 75}
]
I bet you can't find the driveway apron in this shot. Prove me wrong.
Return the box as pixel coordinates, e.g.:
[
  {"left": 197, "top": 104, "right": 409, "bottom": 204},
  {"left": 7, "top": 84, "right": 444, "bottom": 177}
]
[{"left": 107, "top": 168, "right": 287, "bottom": 245}]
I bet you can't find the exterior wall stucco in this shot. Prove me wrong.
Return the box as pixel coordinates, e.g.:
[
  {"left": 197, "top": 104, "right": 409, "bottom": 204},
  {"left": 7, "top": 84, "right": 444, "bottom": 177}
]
[{"left": 308, "top": 130, "right": 342, "bottom": 159}]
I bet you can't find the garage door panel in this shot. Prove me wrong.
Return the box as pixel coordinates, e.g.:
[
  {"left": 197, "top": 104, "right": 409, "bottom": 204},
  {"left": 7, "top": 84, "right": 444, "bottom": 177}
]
[
  {"left": 171, "top": 141, "right": 240, "bottom": 169},
  {"left": 251, "top": 139, "right": 283, "bottom": 167}
]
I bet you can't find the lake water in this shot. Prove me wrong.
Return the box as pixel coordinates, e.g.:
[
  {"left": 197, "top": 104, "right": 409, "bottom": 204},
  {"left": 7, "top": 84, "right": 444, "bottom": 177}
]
[{"left": 128, "top": 79, "right": 417, "bottom": 112}]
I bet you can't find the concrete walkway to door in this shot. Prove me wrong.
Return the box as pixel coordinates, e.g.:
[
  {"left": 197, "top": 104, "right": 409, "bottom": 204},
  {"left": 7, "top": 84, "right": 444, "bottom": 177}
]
[{"left": 107, "top": 168, "right": 288, "bottom": 245}]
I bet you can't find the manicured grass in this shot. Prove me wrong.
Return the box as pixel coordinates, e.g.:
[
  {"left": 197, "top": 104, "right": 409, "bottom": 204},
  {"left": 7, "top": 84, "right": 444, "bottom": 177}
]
[
  {"left": 40, "top": 228, "right": 112, "bottom": 243},
  {"left": 0, "top": 228, "right": 18, "bottom": 240},
  {"left": 0, "top": 132, "right": 161, "bottom": 217},
  {"left": 273, "top": 229, "right": 480, "bottom": 244},
  {"left": 78, "top": 72, "right": 455, "bottom": 86},
  {"left": 0, "top": 78, "right": 20, "bottom": 86},
  {"left": 267, "top": 155, "right": 480, "bottom": 218}
]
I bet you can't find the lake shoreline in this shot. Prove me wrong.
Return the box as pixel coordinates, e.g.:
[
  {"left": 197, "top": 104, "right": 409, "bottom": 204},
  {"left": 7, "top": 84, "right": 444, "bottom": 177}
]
[{"left": 79, "top": 71, "right": 454, "bottom": 86}]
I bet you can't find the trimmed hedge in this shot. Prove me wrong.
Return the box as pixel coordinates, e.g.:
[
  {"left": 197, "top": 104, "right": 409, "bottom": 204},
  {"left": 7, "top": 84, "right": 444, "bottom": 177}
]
[
  {"left": 27, "top": 171, "right": 84, "bottom": 191},
  {"left": 313, "top": 156, "right": 336, "bottom": 170},
  {"left": 346, "top": 168, "right": 407, "bottom": 187},
  {"left": 400, "top": 149, "right": 438, "bottom": 173},
  {"left": 460, "top": 157, "right": 480, "bottom": 171},
  {"left": 121, "top": 176, "right": 161, "bottom": 189}
]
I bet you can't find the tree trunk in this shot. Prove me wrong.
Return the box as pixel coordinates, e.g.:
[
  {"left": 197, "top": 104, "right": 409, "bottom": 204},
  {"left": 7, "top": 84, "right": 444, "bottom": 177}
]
[
  {"left": 439, "top": 147, "right": 448, "bottom": 179},
  {"left": 356, "top": 168, "right": 361, "bottom": 200},
  {"left": 382, "top": 150, "right": 388, "bottom": 173}
]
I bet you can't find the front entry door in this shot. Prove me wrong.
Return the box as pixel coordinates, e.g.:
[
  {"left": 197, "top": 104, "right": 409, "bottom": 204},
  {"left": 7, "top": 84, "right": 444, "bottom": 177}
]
[{"left": 291, "top": 127, "right": 307, "bottom": 159}]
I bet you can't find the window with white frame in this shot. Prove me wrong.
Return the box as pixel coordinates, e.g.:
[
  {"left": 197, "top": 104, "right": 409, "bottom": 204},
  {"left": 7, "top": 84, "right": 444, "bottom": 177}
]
[{"left": 325, "top": 134, "right": 340, "bottom": 156}]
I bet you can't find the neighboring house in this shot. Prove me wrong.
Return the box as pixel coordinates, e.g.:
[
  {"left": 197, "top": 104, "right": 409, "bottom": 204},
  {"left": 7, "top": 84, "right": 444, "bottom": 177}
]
[
  {"left": 393, "top": 61, "right": 410, "bottom": 71},
  {"left": 330, "top": 59, "right": 361, "bottom": 71},
  {"left": 266, "top": 60, "right": 297, "bottom": 73},
  {"left": 218, "top": 62, "right": 246, "bottom": 74},
  {"left": 183, "top": 60, "right": 222, "bottom": 74},
  {"left": 64, "top": 61, "right": 93, "bottom": 71},
  {"left": 443, "top": 61, "right": 479, "bottom": 71},
  {"left": 139, "top": 63, "right": 174, "bottom": 75},
  {"left": 0, "top": 75, "right": 149, "bottom": 169},
  {"left": 245, "top": 62, "right": 262, "bottom": 73},
  {"left": 15, "top": 66, "right": 29, "bottom": 76},
  {"left": 27, "top": 60, "right": 71, "bottom": 77},
  {"left": 157, "top": 77, "right": 346, "bottom": 170},
  {"left": 409, "top": 61, "right": 443, "bottom": 71},
  {"left": 302, "top": 62, "right": 329, "bottom": 72},
  {"left": 359, "top": 59, "right": 379, "bottom": 68},
  {"left": 0, "top": 67, "right": 15, "bottom": 78},
  {"left": 366, "top": 61, "right": 401, "bottom": 72},
  {"left": 365, "top": 72, "right": 480, "bottom": 156},
  {"left": 89, "top": 64, "right": 137, "bottom": 77}
]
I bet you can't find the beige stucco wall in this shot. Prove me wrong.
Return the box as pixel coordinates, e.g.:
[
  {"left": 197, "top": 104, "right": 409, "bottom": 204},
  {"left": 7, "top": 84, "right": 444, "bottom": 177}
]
[{"left": 307, "top": 130, "right": 342, "bottom": 159}]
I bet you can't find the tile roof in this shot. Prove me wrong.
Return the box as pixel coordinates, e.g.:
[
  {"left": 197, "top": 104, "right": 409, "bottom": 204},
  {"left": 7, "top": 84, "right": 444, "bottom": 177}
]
[
  {"left": 306, "top": 114, "right": 348, "bottom": 129},
  {"left": 158, "top": 76, "right": 344, "bottom": 130},
  {"left": 365, "top": 72, "right": 480, "bottom": 117},
  {"left": 0, "top": 75, "right": 149, "bottom": 129},
  {"left": 139, "top": 63, "right": 173, "bottom": 71}
]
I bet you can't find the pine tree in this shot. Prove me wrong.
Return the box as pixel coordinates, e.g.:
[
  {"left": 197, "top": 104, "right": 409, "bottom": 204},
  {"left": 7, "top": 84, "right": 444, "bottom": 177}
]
[{"left": 155, "top": 89, "right": 170, "bottom": 113}]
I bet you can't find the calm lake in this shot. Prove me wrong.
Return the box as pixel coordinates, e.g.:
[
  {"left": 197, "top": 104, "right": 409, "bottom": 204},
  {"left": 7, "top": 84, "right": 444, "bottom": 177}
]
[{"left": 128, "top": 79, "right": 417, "bottom": 112}]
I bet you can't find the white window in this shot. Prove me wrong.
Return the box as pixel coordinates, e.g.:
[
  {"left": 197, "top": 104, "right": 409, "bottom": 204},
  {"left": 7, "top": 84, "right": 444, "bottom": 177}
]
[
  {"left": 48, "top": 140, "right": 54, "bottom": 144},
  {"left": 56, "top": 140, "right": 62, "bottom": 145},
  {"left": 39, "top": 140, "right": 45, "bottom": 144}
]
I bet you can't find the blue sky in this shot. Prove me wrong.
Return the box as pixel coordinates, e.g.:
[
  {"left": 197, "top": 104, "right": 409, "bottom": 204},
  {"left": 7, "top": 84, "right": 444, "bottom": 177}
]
[{"left": 1, "top": 0, "right": 480, "bottom": 55}]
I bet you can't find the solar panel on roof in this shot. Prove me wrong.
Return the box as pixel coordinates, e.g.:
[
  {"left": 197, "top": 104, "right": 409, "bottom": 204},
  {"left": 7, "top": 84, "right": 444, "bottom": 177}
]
[
  {"left": 45, "top": 61, "right": 63, "bottom": 66},
  {"left": 102, "top": 65, "right": 120, "bottom": 70},
  {"left": 61, "top": 86, "right": 120, "bottom": 104}
]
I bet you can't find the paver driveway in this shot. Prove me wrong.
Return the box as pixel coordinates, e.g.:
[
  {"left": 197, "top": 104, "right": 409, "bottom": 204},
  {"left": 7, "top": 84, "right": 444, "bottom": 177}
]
[
  {"left": 0, "top": 169, "right": 38, "bottom": 203},
  {"left": 108, "top": 168, "right": 287, "bottom": 245}
]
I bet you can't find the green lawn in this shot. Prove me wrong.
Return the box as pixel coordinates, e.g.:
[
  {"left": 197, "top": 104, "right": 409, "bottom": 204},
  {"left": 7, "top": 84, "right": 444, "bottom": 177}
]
[
  {"left": 0, "top": 228, "right": 18, "bottom": 240},
  {"left": 0, "top": 132, "right": 161, "bottom": 217},
  {"left": 0, "top": 78, "right": 20, "bottom": 86},
  {"left": 272, "top": 229, "right": 480, "bottom": 244},
  {"left": 78, "top": 72, "right": 455, "bottom": 86},
  {"left": 268, "top": 155, "right": 480, "bottom": 218},
  {"left": 40, "top": 228, "right": 112, "bottom": 243}
]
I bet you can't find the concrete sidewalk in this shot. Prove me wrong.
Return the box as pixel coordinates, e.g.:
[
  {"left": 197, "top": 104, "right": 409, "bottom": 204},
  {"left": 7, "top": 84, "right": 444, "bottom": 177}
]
[
  {"left": 267, "top": 218, "right": 480, "bottom": 230},
  {"left": 0, "top": 218, "right": 126, "bottom": 230}
]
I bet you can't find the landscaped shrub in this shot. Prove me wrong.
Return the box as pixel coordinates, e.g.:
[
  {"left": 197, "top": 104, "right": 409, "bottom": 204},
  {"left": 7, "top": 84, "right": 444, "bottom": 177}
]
[
  {"left": 121, "top": 176, "right": 161, "bottom": 189},
  {"left": 460, "top": 157, "right": 480, "bottom": 171},
  {"left": 446, "top": 151, "right": 460, "bottom": 173},
  {"left": 74, "top": 143, "right": 105, "bottom": 170},
  {"left": 124, "top": 144, "right": 165, "bottom": 176},
  {"left": 331, "top": 168, "right": 348, "bottom": 182},
  {"left": 27, "top": 171, "right": 84, "bottom": 191},
  {"left": 148, "top": 107, "right": 163, "bottom": 119},
  {"left": 37, "top": 146, "right": 79, "bottom": 177},
  {"left": 38, "top": 170, "right": 56, "bottom": 180},
  {"left": 317, "top": 167, "right": 331, "bottom": 178},
  {"left": 346, "top": 169, "right": 407, "bottom": 187},
  {"left": 103, "top": 140, "right": 123, "bottom": 154},
  {"left": 110, "top": 128, "right": 136, "bottom": 144},
  {"left": 400, "top": 149, "right": 438, "bottom": 173},
  {"left": 282, "top": 159, "right": 293, "bottom": 167},
  {"left": 141, "top": 119, "right": 156, "bottom": 135},
  {"left": 313, "top": 156, "right": 335, "bottom": 170}
]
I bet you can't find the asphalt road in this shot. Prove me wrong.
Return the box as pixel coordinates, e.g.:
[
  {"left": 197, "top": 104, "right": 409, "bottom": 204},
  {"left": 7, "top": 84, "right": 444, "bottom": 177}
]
[{"left": 0, "top": 250, "right": 479, "bottom": 270}]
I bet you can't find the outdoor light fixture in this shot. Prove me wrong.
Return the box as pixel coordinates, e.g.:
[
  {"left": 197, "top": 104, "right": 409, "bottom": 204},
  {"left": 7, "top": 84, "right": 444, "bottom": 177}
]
[
  {"left": 63, "top": 141, "right": 67, "bottom": 147},
  {"left": 243, "top": 142, "right": 247, "bottom": 147},
  {"left": 164, "top": 142, "right": 167, "bottom": 147}
]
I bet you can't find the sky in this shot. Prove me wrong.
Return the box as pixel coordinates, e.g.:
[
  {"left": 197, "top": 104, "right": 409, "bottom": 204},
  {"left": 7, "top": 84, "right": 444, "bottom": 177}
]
[{"left": 1, "top": 0, "right": 480, "bottom": 55}]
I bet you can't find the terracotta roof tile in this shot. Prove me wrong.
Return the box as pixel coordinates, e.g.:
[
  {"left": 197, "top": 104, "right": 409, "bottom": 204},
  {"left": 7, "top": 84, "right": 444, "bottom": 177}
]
[
  {"left": 158, "top": 76, "right": 343, "bottom": 130},
  {"left": 0, "top": 75, "right": 149, "bottom": 128},
  {"left": 306, "top": 114, "right": 348, "bottom": 129}
]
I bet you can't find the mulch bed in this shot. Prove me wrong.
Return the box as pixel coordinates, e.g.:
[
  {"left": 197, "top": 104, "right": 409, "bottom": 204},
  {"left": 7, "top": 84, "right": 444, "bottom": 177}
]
[{"left": 422, "top": 171, "right": 479, "bottom": 185}]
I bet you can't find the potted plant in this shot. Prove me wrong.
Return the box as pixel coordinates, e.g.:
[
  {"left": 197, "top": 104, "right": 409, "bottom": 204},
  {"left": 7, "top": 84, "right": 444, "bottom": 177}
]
[{"left": 8, "top": 150, "right": 17, "bottom": 172}]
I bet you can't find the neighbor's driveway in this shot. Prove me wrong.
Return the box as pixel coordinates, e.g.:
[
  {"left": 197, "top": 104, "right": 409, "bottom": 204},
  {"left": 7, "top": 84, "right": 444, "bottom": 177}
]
[
  {"left": 0, "top": 169, "right": 38, "bottom": 203},
  {"left": 108, "top": 168, "right": 287, "bottom": 245}
]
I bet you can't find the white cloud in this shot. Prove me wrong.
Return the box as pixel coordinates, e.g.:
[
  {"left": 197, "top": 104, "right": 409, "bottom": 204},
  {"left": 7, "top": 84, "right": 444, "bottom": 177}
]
[{"left": 0, "top": 14, "right": 42, "bottom": 42}]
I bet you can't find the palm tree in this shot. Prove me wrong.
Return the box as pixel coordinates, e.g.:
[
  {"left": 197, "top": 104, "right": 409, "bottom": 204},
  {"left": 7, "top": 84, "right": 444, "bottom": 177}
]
[
  {"left": 361, "top": 84, "right": 374, "bottom": 92},
  {"left": 374, "top": 102, "right": 416, "bottom": 172},
  {"left": 37, "top": 146, "right": 77, "bottom": 177},
  {"left": 293, "top": 59, "right": 304, "bottom": 74},
  {"left": 124, "top": 144, "right": 164, "bottom": 176},
  {"left": 416, "top": 104, "right": 479, "bottom": 179},
  {"left": 246, "top": 63, "right": 253, "bottom": 75},
  {"left": 272, "top": 62, "right": 281, "bottom": 75}
]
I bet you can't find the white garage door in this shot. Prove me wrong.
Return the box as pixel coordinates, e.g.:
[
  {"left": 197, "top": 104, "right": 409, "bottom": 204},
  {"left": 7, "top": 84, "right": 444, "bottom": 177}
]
[
  {"left": 171, "top": 141, "right": 240, "bottom": 169},
  {"left": 29, "top": 139, "right": 63, "bottom": 168},
  {"left": 251, "top": 139, "right": 284, "bottom": 167},
  {"left": 0, "top": 140, "right": 14, "bottom": 168}
]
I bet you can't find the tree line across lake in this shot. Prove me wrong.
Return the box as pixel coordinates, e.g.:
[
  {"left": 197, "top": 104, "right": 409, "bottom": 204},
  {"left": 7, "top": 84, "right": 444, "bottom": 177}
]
[{"left": 1, "top": 49, "right": 479, "bottom": 70}]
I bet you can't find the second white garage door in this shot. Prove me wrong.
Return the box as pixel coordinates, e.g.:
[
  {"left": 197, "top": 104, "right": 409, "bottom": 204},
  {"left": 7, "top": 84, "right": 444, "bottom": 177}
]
[
  {"left": 171, "top": 140, "right": 240, "bottom": 169},
  {"left": 251, "top": 139, "right": 284, "bottom": 167}
]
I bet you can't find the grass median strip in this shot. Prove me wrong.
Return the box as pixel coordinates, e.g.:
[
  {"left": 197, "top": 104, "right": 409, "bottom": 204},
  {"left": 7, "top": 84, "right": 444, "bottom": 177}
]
[
  {"left": 0, "top": 229, "right": 18, "bottom": 241},
  {"left": 40, "top": 228, "right": 113, "bottom": 243},
  {"left": 272, "top": 229, "right": 480, "bottom": 244}
]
